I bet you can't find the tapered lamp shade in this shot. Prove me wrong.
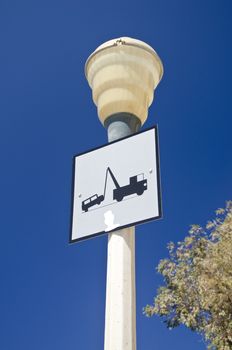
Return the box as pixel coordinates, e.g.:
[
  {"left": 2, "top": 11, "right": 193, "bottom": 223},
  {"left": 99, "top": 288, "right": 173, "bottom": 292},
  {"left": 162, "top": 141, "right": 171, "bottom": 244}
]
[{"left": 85, "top": 37, "right": 163, "bottom": 126}]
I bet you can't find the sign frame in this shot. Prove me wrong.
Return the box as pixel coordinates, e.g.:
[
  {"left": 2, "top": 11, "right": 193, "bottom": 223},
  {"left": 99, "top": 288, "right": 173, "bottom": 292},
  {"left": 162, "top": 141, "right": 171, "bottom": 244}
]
[{"left": 69, "top": 125, "right": 162, "bottom": 244}]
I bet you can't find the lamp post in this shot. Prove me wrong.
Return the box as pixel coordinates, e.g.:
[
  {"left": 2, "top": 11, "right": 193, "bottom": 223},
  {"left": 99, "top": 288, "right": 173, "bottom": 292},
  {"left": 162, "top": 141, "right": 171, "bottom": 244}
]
[{"left": 85, "top": 37, "right": 163, "bottom": 350}]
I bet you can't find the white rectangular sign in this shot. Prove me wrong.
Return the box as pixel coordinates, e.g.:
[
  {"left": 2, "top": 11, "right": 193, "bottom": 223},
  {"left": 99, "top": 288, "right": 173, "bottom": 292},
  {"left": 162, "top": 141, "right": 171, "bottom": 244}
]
[{"left": 70, "top": 126, "right": 162, "bottom": 243}]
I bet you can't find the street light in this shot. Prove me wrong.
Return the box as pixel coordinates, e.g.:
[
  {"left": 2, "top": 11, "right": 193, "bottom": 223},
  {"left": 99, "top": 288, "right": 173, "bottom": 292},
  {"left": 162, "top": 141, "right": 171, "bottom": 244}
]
[{"left": 85, "top": 37, "right": 163, "bottom": 350}]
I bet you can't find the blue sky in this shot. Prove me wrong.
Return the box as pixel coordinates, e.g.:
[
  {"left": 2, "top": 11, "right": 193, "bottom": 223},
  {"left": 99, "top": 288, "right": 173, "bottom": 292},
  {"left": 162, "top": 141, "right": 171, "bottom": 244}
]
[{"left": 0, "top": 0, "right": 231, "bottom": 349}]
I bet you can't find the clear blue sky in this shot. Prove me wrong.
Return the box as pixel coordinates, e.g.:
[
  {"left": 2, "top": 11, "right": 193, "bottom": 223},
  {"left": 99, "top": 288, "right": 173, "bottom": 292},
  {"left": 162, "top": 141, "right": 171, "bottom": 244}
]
[{"left": 0, "top": 0, "right": 231, "bottom": 349}]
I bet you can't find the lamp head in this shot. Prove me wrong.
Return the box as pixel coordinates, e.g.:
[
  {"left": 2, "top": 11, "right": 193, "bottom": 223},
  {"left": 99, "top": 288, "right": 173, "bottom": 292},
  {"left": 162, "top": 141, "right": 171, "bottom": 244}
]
[{"left": 85, "top": 37, "right": 163, "bottom": 126}]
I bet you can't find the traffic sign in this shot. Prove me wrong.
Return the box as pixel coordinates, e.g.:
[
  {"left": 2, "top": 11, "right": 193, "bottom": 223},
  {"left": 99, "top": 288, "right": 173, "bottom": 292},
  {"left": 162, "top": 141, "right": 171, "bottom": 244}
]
[{"left": 70, "top": 126, "right": 162, "bottom": 243}]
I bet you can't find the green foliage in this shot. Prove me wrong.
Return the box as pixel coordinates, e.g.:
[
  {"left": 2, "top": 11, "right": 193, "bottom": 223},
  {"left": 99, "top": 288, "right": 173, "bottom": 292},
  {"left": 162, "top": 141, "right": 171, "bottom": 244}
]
[{"left": 144, "top": 201, "right": 232, "bottom": 349}]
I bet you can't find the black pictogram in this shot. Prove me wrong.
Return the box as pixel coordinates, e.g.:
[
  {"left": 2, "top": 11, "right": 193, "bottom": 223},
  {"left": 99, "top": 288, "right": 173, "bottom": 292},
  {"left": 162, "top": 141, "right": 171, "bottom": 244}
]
[{"left": 82, "top": 167, "right": 147, "bottom": 212}]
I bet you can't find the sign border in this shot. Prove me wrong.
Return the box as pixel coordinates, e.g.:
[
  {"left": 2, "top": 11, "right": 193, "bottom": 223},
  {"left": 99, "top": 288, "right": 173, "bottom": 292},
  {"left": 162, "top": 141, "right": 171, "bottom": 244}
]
[{"left": 69, "top": 125, "right": 162, "bottom": 244}]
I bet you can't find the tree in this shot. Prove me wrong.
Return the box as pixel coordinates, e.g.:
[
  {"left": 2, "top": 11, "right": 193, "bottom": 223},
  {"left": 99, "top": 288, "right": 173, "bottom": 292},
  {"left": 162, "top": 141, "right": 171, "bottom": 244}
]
[{"left": 144, "top": 201, "right": 232, "bottom": 350}]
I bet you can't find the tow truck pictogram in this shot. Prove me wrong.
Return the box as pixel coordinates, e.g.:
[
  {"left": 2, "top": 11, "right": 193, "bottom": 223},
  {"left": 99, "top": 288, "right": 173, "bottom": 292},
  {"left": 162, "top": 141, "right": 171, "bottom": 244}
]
[{"left": 82, "top": 167, "right": 147, "bottom": 212}]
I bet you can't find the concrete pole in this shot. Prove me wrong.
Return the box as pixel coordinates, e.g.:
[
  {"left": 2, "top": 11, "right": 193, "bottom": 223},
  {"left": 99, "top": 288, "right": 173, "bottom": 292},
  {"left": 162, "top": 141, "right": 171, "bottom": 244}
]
[
  {"left": 105, "top": 226, "right": 136, "bottom": 350},
  {"left": 104, "top": 115, "right": 140, "bottom": 350},
  {"left": 85, "top": 37, "right": 163, "bottom": 350}
]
